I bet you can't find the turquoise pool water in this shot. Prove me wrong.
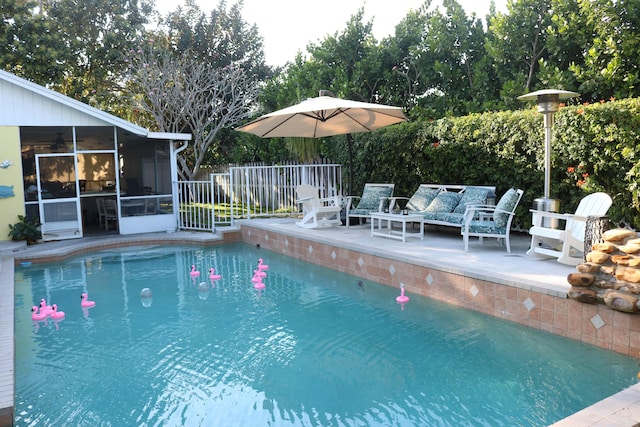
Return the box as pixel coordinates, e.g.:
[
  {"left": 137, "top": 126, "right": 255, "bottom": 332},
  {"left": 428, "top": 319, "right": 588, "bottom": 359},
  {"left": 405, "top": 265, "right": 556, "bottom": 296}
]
[{"left": 13, "top": 243, "right": 639, "bottom": 426}]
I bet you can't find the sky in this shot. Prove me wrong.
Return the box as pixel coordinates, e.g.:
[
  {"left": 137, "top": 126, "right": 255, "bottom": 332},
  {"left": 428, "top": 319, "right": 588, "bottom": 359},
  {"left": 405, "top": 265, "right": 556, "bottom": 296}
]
[{"left": 155, "top": 0, "right": 508, "bottom": 67}]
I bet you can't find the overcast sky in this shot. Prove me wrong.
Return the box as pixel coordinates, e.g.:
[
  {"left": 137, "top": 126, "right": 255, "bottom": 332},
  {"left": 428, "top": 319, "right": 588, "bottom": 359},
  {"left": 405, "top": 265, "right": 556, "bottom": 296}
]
[{"left": 155, "top": 0, "right": 508, "bottom": 66}]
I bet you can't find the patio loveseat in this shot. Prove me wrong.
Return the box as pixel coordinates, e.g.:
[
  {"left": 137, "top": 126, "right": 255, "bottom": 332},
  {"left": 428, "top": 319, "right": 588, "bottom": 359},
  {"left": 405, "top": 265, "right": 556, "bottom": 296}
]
[{"left": 389, "top": 184, "right": 496, "bottom": 229}]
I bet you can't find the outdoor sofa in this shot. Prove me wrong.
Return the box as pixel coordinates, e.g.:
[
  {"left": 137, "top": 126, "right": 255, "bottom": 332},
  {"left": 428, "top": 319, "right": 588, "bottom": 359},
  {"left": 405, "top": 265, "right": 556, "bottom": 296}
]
[{"left": 389, "top": 184, "right": 497, "bottom": 229}]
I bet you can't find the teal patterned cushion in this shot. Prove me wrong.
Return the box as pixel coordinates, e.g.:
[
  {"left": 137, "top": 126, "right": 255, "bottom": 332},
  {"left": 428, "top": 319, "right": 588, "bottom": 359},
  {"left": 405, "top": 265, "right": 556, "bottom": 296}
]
[
  {"left": 425, "top": 191, "right": 461, "bottom": 213},
  {"left": 438, "top": 212, "right": 465, "bottom": 224},
  {"left": 453, "top": 187, "right": 490, "bottom": 214},
  {"left": 467, "top": 220, "right": 507, "bottom": 235},
  {"left": 354, "top": 185, "right": 394, "bottom": 211},
  {"left": 493, "top": 188, "right": 519, "bottom": 228},
  {"left": 406, "top": 187, "right": 440, "bottom": 212}
]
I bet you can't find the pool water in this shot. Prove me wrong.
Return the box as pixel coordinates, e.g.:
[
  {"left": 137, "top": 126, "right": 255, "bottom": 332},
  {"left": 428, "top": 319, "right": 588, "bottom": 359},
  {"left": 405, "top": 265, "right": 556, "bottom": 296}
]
[{"left": 13, "top": 243, "right": 639, "bottom": 426}]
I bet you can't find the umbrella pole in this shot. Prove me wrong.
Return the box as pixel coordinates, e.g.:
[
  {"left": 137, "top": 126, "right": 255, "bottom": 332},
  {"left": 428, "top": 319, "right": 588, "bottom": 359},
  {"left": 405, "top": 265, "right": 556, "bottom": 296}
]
[{"left": 346, "top": 134, "right": 354, "bottom": 195}]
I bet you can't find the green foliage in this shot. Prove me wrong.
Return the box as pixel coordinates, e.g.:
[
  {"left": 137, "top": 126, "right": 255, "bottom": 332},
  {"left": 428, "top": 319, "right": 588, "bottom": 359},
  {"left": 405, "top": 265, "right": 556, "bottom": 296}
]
[{"left": 8, "top": 214, "right": 42, "bottom": 244}]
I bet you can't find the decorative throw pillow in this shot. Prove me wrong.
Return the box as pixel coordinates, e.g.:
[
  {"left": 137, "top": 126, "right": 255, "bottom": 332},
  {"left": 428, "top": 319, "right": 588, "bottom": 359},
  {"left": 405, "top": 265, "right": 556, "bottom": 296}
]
[
  {"left": 425, "top": 191, "right": 461, "bottom": 213},
  {"left": 406, "top": 187, "right": 440, "bottom": 211},
  {"left": 356, "top": 185, "right": 394, "bottom": 210},
  {"left": 453, "top": 187, "right": 490, "bottom": 214},
  {"left": 493, "top": 188, "right": 519, "bottom": 228}
]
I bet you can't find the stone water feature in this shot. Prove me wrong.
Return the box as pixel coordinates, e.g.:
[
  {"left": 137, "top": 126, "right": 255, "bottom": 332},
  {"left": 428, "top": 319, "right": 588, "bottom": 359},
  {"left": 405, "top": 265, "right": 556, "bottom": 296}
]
[{"left": 568, "top": 229, "right": 640, "bottom": 313}]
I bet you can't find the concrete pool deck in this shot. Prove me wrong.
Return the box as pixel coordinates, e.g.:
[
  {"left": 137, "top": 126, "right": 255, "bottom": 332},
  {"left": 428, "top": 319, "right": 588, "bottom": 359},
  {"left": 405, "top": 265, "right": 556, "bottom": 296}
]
[{"left": 2, "top": 218, "right": 640, "bottom": 426}]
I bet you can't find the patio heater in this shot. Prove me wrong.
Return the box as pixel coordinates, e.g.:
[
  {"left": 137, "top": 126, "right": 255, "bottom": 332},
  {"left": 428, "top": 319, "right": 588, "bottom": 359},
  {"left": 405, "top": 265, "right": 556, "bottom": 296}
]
[{"left": 517, "top": 89, "right": 579, "bottom": 227}]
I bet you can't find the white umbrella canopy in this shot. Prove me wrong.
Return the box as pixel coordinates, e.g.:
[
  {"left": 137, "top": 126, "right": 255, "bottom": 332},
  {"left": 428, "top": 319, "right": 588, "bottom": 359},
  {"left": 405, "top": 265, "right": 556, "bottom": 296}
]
[{"left": 236, "top": 94, "right": 408, "bottom": 138}]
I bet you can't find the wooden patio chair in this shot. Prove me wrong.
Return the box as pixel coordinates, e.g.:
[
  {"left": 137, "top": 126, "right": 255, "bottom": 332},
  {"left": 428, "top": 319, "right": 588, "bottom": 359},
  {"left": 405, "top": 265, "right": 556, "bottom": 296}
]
[{"left": 295, "top": 184, "right": 342, "bottom": 229}]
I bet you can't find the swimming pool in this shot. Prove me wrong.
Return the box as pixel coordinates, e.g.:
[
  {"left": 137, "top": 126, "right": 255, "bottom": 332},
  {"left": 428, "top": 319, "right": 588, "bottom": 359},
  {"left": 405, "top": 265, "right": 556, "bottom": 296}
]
[{"left": 13, "top": 243, "right": 638, "bottom": 426}]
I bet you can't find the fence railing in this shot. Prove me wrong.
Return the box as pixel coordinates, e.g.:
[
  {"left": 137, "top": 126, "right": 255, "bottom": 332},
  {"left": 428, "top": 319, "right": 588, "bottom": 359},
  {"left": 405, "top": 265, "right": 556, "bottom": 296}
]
[{"left": 176, "top": 164, "right": 342, "bottom": 232}]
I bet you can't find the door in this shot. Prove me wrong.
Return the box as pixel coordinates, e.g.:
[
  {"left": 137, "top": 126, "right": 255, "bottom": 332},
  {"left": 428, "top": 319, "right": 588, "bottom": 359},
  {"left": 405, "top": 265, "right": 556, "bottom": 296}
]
[{"left": 36, "top": 154, "right": 83, "bottom": 240}]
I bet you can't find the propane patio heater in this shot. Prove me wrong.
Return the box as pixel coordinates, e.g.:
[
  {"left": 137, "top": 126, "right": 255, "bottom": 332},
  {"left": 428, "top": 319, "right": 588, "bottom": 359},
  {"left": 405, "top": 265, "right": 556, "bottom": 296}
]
[{"left": 517, "top": 89, "right": 579, "bottom": 226}]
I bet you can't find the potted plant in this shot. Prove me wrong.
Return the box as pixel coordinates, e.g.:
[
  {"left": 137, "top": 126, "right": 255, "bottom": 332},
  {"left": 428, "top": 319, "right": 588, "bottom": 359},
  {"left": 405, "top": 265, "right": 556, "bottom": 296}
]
[{"left": 8, "top": 214, "right": 42, "bottom": 244}]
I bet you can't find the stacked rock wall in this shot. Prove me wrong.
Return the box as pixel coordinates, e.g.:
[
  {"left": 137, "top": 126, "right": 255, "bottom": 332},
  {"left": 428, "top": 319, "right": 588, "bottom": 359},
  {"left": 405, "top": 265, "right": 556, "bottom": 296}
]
[{"left": 568, "top": 229, "right": 640, "bottom": 313}]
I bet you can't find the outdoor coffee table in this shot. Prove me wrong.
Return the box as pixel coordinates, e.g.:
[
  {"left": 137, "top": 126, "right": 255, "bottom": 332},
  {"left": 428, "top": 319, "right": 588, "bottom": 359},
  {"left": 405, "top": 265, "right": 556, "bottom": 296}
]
[{"left": 370, "top": 212, "right": 424, "bottom": 242}]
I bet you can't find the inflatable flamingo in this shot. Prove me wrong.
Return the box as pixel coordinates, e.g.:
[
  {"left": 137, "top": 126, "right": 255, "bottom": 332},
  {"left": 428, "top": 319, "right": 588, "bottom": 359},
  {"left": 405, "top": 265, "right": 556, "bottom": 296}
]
[
  {"left": 257, "top": 258, "right": 269, "bottom": 271},
  {"left": 190, "top": 265, "right": 201, "bottom": 279},
  {"left": 208, "top": 268, "right": 222, "bottom": 281},
  {"left": 253, "top": 269, "right": 266, "bottom": 279},
  {"left": 31, "top": 305, "right": 48, "bottom": 321},
  {"left": 253, "top": 278, "right": 265, "bottom": 290},
  {"left": 50, "top": 304, "right": 65, "bottom": 320},
  {"left": 81, "top": 293, "right": 96, "bottom": 308},
  {"left": 396, "top": 285, "right": 410, "bottom": 304},
  {"left": 39, "top": 299, "right": 54, "bottom": 317}
]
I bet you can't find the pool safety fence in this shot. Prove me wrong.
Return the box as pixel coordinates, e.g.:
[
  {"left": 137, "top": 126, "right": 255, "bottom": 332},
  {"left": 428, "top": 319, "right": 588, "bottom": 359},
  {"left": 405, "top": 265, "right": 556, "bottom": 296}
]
[{"left": 176, "top": 164, "right": 342, "bottom": 232}]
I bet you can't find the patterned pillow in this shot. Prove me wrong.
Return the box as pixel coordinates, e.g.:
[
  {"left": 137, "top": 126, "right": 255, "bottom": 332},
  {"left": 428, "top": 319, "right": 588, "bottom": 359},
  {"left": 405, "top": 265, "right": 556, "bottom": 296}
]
[
  {"left": 425, "top": 191, "right": 461, "bottom": 213},
  {"left": 453, "top": 187, "right": 490, "bottom": 214},
  {"left": 406, "top": 187, "right": 440, "bottom": 211},
  {"left": 493, "top": 188, "right": 519, "bottom": 228},
  {"left": 356, "top": 185, "right": 394, "bottom": 211}
]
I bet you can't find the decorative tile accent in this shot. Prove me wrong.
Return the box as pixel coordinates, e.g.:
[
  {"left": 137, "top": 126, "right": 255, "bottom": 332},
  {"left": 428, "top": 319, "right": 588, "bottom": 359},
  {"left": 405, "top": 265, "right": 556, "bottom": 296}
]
[
  {"left": 470, "top": 285, "right": 479, "bottom": 297},
  {"left": 247, "top": 230, "right": 252, "bottom": 237},
  {"left": 389, "top": 265, "right": 396, "bottom": 276},
  {"left": 285, "top": 239, "right": 289, "bottom": 247},
  {"left": 358, "top": 257, "right": 364, "bottom": 267},
  {"left": 308, "top": 245, "right": 313, "bottom": 255},
  {"left": 426, "top": 274, "right": 434, "bottom": 285},
  {"left": 265, "top": 234, "right": 269, "bottom": 241},
  {"left": 331, "top": 251, "right": 337, "bottom": 260},
  {"left": 591, "top": 314, "right": 605, "bottom": 330},
  {"left": 523, "top": 297, "right": 535, "bottom": 312}
]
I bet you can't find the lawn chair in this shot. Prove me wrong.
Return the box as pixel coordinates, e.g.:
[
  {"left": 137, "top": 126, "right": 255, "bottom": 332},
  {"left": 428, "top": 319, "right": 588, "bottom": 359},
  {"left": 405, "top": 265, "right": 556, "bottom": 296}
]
[
  {"left": 527, "top": 192, "right": 612, "bottom": 265},
  {"left": 461, "top": 188, "right": 524, "bottom": 253},
  {"left": 295, "top": 184, "right": 342, "bottom": 229},
  {"left": 344, "top": 183, "right": 395, "bottom": 227}
]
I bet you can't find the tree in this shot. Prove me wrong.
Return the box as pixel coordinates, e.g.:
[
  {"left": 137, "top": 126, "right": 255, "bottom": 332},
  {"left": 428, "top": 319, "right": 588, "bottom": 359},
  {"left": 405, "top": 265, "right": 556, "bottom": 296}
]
[
  {"left": 567, "top": 0, "right": 640, "bottom": 101},
  {"left": 486, "top": 0, "right": 553, "bottom": 106},
  {"left": 127, "top": 47, "right": 259, "bottom": 181}
]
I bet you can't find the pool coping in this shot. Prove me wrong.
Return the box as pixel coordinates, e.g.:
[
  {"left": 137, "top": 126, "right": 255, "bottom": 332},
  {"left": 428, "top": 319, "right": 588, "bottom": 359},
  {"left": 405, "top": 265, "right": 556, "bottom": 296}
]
[{"left": 2, "top": 221, "right": 640, "bottom": 426}]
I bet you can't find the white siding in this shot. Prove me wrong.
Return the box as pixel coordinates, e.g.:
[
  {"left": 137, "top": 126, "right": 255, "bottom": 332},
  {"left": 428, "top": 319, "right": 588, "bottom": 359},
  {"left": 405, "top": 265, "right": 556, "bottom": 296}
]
[{"left": 0, "top": 79, "right": 110, "bottom": 126}]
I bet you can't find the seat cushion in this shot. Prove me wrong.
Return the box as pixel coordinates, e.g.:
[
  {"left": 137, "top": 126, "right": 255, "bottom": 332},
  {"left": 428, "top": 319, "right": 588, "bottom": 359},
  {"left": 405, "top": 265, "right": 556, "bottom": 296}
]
[
  {"left": 425, "top": 191, "right": 461, "bottom": 213},
  {"left": 453, "top": 187, "right": 490, "bottom": 214},
  {"left": 493, "top": 188, "right": 519, "bottom": 228},
  {"left": 406, "top": 187, "right": 440, "bottom": 211},
  {"left": 356, "top": 185, "right": 394, "bottom": 211},
  {"left": 467, "top": 220, "right": 507, "bottom": 235}
]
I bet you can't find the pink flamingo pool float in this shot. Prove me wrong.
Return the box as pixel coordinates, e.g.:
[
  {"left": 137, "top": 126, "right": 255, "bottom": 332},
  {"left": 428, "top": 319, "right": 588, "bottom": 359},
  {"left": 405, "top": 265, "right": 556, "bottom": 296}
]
[
  {"left": 31, "top": 306, "right": 48, "bottom": 321},
  {"left": 81, "top": 293, "right": 96, "bottom": 308},
  {"left": 50, "top": 304, "right": 65, "bottom": 320},
  {"left": 39, "top": 299, "right": 54, "bottom": 317},
  {"left": 396, "top": 285, "right": 410, "bottom": 304},
  {"left": 190, "top": 265, "right": 201, "bottom": 279},
  {"left": 208, "top": 268, "right": 222, "bottom": 281},
  {"left": 257, "top": 258, "right": 269, "bottom": 271}
]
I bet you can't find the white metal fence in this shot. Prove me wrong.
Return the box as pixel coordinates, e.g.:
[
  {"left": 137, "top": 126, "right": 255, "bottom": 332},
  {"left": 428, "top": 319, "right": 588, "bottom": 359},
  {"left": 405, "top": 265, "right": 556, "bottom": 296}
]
[{"left": 176, "top": 164, "right": 343, "bottom": 232}]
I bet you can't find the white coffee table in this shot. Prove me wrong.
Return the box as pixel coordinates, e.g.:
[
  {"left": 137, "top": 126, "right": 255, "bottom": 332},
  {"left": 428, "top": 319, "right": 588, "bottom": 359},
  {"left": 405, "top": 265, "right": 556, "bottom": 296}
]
[{"left": 370, "top": 212, "right": 424, "bottom": 242}]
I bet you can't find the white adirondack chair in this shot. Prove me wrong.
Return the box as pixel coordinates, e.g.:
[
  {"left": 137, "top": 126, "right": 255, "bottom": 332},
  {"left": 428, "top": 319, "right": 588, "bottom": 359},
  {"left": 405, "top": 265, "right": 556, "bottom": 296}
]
[
  {"left": 527, "top": 192, "right": 612, "bottom": 265},
  {"left": 295, "top": 184, "right": 342, "bottom": 229}
]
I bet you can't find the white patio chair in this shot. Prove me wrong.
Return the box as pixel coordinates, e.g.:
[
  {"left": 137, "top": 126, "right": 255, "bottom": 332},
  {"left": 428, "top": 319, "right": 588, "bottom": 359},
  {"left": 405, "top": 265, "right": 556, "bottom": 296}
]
[
  {"left": 462, "top": 188, "right": 524, "bottom": 253},
  {"left": 295, "top": 184, "right": 342, "bottom": 229},
  {"left": 527, "top": 192, "right": 612, "bottom": 265}
]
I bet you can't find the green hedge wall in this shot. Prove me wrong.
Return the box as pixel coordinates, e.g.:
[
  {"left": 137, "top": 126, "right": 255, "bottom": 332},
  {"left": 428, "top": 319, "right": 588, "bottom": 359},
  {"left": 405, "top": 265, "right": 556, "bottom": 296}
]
[{"left": 323, "top": 98, "right": 640, "bottom": 230}]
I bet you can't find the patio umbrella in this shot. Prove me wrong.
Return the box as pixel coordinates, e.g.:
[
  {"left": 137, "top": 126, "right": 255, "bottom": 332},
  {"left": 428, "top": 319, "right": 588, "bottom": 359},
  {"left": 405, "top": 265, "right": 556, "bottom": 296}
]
[
  {"left": 236, "top": 92, "right": 407, "bottom": 138},
  {"left": 236, "top": 91, "right": 408, "bottom": 192}
]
